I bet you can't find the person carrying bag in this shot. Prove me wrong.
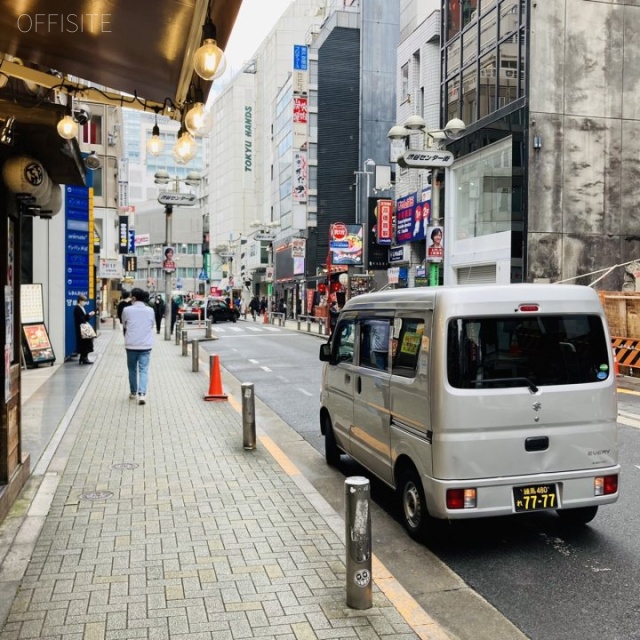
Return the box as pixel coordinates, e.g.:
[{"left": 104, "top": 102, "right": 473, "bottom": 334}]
[{"left": 73, "top": 294, "right": 96, "bottom": 364}]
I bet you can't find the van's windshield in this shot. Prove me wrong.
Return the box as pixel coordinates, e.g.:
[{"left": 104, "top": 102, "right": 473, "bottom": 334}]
[{"left": 447, "top": 314, "right": 610, "bottom": 389}]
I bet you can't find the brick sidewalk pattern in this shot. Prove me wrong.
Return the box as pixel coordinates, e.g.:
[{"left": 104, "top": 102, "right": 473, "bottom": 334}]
[{"left": 0, "top": 330, "right": 420, "bottom": 639}]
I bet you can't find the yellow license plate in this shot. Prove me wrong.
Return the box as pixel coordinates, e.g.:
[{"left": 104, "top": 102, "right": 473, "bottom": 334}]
[{"left": 513, "top": 484, "right": 557, "bottom": 512}]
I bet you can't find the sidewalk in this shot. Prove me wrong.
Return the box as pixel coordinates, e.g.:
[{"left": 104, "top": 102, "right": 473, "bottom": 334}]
[{"left": 0, "top": 324, "right": 451, "bottom": 640}]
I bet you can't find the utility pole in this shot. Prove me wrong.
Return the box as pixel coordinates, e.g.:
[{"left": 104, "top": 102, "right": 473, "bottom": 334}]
[{"left": 163, "top": 205, "right": 173, "bottom": 341}]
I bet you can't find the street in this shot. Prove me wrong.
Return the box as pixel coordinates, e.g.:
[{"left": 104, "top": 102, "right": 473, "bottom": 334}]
[{"left": 203, "top": 319, "right": 640, "bottom": 640}]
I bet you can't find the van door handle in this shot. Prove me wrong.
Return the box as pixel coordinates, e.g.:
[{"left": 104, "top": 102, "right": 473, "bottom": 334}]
[
  {"left": 356, "top": 377, "right": 361, "bottom": 394},
  {"left": 344, "top": 373, "right": 351, "bottom": 385},
  {"left": 525, "top": 436, "right": 549, "bottom": 452}
]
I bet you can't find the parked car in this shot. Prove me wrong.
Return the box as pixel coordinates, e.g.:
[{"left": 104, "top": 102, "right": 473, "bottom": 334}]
[
  {"left": 179, "top": 298, "right": 205, "bottom": 322},
  {"left": 206, "top": 297, "right": 238, "bottom": 323}
]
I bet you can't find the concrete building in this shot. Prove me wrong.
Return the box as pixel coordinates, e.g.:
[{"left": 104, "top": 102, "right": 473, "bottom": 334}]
[{"left": 433, "top": 0, "right": 639, "bottom": 290}]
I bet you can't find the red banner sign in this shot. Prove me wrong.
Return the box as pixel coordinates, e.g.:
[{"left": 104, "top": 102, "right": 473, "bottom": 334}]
[{"left": 376, "top": 199, "right": 393, "bottom": 245}]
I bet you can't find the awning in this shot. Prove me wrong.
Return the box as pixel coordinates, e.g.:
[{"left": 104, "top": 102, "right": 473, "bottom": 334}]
[
  {"left": 0, "top": 0, "right": 243, "bottom": 108},
  {"left": 0, "top": 99, "right": 85, "bottom": 185}
]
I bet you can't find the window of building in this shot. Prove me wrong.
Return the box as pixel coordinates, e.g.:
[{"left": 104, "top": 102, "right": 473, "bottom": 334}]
[
  {"left": 461, "top": 63, "right": 477, "bottom": 125},
  {"left": 80, "top": 114, "right": 103, "bottom": 146},
  {"left": 401, "top": 63, "right": 409, "bottom": 102}
]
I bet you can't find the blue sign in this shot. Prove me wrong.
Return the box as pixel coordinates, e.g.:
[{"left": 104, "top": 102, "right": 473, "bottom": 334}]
[
  {"left": 198, "top": 272, "right": 208, "bottom": 281},
  {"left": 128, "top": 229, "right": 135, "bottom": 254},
  {"left": 293, "top": 45, "right": 308, "bottom": 70}
]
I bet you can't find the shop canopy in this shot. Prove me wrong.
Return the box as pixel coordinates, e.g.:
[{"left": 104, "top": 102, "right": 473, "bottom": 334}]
[{"left": 0, "top": 0, "right": 243, "bottom": 109}]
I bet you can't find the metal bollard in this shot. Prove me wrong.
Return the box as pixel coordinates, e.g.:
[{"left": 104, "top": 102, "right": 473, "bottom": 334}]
[
  {"left": 191, "top": 339, "right": 199, "bottom": 372},
  {"left": 181, "top": 330, "right": 188, "bottom": 356},
  {"left": 205, "top": 319, "right": 212, "bottom": 339},
  {"left": 175, "top": 320, "right": 182, "bottom": 345},
  {"left": 297, "top": 319, "right": 301, "bottom": 331},
  {"left": 318, "top": 322, "right": 324, "bottom": 335},
  {"left": 307, "top": 319, "right": 311, "bottom": 332},
  {"left": 345, "top": 476, "right": 372, "bottom": 609},
  {"left": 241, "top": 382, "right": 256, "bottom": 450}
]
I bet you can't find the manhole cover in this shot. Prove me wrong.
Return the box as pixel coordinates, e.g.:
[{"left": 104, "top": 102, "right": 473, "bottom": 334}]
[
  {"left": 79, "top": 491, "right": 113, "bottom": 501},
  {"left": 111, "top": 463, "right": 139, "bottom": 470}
]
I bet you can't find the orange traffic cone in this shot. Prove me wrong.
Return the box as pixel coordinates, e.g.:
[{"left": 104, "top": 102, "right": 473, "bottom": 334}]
[
  {"left": 204, "top": 354, "right": 228, "bottom": 401},
  {"left": 263, "top": 311, "right": 268, "bottom": 324}
]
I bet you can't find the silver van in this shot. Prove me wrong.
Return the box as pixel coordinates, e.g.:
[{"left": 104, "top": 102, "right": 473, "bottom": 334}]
[{"left": 319, "top": 284, "right": 619, "bottom": 540}]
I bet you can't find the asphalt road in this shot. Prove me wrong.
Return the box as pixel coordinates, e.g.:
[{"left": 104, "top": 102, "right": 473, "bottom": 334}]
[{"left": 202, "top": 319, "right": 640, "bottom": 640}]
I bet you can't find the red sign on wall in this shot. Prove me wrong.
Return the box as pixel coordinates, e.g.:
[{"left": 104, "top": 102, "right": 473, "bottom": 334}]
[
  {"left": 331, "top": 222, "right": 348, "bottom": 241},
  {"left": 376, "top": 199, "right": 393, "bottom": 245}
]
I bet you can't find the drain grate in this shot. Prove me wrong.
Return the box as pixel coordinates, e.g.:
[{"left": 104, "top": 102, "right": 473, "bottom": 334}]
[
  {"left": 79, "top": 491, "right": 113, "bottom": 501},
  {"left": 111, "top": 462, "right": 139, "bottom": 470}
]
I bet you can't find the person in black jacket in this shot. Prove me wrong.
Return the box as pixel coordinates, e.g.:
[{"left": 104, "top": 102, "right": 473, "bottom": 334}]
[
  {"left": 73, "top": 294, "right": 96, "bottom": 365},
  {"left": 153, "top": 295, "right": 166, "bottom": 334},
  {"left": 117, "top": 292, "right": 131, "bottom": 325}
]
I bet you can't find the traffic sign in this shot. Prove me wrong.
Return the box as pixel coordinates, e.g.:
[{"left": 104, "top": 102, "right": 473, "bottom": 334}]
[
  {"left": 398, "top": 150, "right": 454, "bottom": 169},
  {"left": 157, "top": 191, "right": 197, "bottom": 206},
  {"left": 198, "top": 272, "right": 208, "bottom": 280}
]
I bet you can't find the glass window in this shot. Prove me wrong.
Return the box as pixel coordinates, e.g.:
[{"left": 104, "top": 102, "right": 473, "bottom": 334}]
[
  {"left": 498, "top": 39, "right": 518, "bottom": 109},
  {"left": 461, "top": 63, "right": 477, "bottom": 125},
  {"left": 359, "top": 319, "right": 391, "bottom": 371},
  {"left": 80, "top": 115, "right": 102, "bottom": 145},
  {"left": 392, "top": 319, "right": 424, "bottom": 378},
  {"left": 499, "top": 0, "right": 519, "bottom": 38},
  {"left": 446, "top": 76, "right": 461, "bottom": 122},
  {"left": 479, "top": 12, "right": 497, "bottom": 55},
  {"left": 478, "top": 54, "right": 497, "bottom": 119},
  {"left": 446, "top": 41, "right": 460, "bottom": 78},
  {"left": 332, "top": 319, "right": 355, "bottom": 364},
  {"left": 447, "top": 0, "right": 461, "bottom": 40},
  {"left": 401, "top": 63, "right": 409, "bottom": 101},
  {"left": 462, "top": 28, "right": 477, "bottom": 66},
  {"left": 447, "top": 315, "right": 610, "bottom": 389}
]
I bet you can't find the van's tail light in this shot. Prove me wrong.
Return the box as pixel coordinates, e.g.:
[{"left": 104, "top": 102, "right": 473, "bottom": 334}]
[
  {"left": 447, "top": 488, "right": 477, "bottom": 509},
  {"left": 594, "top": 475, "right": 618, "bottom": 496}
]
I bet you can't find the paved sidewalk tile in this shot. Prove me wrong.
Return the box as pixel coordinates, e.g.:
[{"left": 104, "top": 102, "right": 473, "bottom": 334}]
[{"left": 0, "top": 331, "right": 420, "bottom": 639}]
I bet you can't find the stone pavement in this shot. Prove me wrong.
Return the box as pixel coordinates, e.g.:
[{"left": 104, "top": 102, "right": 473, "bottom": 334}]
[{"left": 0, "top": 325, "right": 451, "bottom": 640}]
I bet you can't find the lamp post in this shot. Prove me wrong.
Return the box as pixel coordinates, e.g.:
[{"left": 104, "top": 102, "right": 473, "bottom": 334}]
[
  {"left": 387, "top": 117, "right": 466, "bottom": 287},
  {"left": 154, "top": 170, "right": 201, "bottom": 340},
  {"left": 354, "top": 159, "right": 375, "bottom": 274}
]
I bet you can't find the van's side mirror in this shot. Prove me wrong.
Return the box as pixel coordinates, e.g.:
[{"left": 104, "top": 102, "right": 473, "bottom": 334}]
[{"left": 319, "top": 343, "right": 331, "bottom": 362}]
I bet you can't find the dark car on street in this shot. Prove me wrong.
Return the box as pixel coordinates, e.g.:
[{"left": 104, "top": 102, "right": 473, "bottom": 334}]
[{"left": 206, "top": 297, "right": 239, "bottom": 323}]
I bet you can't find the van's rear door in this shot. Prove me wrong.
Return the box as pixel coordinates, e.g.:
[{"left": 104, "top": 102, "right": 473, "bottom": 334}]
[{"left": 433, "top": 312, "right": 617, "bottom": 480}]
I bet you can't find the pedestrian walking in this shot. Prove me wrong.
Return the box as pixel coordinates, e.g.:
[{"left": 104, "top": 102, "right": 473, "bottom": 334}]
[
  {"left": 249, "top": 295, "right": 260, "bottom": 321},
  {"left": 73, "top": 294, "right": 96, "bottom": 365},
  {"left": 153, "top": 295, "right": 166, "bottom": 334},
  {"left": 170, "top": 297, "right": 179, "bottom": 334},
  {"left": 121, "top": 288, "right": 155, "bottom": 405},
  {"left": 259, "top": 296, "right": 267, "bottom": 316},
  {"left": 116, "top": 291, "right": 131, "bottom": 325}
]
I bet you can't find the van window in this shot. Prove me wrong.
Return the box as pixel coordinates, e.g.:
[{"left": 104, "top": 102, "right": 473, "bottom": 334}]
[
  {"left": 359, "top": 319, "right": 391, "bottom": 370},
  {"left": 447, "top": 314, "right": 610, "bottom": 389},
  {"left": 333, "top": 319, "right": 355, "bottom": 364},
  {"left": 392, "top": 319, "right": 425, "bottom": 377}
]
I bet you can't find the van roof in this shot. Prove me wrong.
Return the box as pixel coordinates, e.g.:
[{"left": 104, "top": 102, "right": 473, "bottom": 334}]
[{"left": 343, "top": 283, "right": 601, "bottom": 313}]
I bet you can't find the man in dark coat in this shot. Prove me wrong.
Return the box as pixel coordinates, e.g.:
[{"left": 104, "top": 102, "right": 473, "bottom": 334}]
[
  {"left": 117, "top": 292, "right": 131, "bottom": 325},
  {"left": 73, "top": 294, "right": 96, "bottom": 365},
  {"left": 152, "top": 295, "right": 166, "bottom": 334}
]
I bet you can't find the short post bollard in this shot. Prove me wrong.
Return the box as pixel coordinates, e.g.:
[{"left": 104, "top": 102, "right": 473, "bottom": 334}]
[
  {"left": 297, "top": 318, "right": 301, "bottom": 331},
  {"left": 174, "top": 320, "right": 182, "bottom": 345},
  {"left": 307, "top": 319, "right": 311, "bottom": 332},
  {"left": 191, "top": 339, "right": 199, "bottom": 372},
  {"left": 181, "top": 330, "right": 188, "bottom": 356},
  {"left": 205, "top": 319, "right": 212, "bottom": 339},
  {"left": 345, "top": 476, "right": 372, "bottom": 610},
  {"left": 241, "top": 382, "right": 256, "bottom": 450}
]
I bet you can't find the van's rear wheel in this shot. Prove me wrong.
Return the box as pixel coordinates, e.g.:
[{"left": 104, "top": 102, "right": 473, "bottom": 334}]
[
  {"left": 556, "top": 506, "right": 598, "bottom": 525},
  {"left": 399, "top": 468, "right": 429, "bottom": 540},
  {"left": 323, "top": 416, "right": 341, "bottom": 466}
]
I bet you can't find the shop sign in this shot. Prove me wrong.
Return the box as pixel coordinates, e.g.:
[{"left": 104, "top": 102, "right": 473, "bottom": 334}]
[
  {"left": 376, "top": 199, "right": 393, "bottom": 245},
  {"left": 398, "top": 150, "right": 454, "bottom": 169}
]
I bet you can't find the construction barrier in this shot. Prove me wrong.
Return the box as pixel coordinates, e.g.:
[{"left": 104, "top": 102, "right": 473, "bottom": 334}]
[
  {"left": 611, "top": 337, "right": 640, "bottom": 374},
  {"left": 204, "top": 354, "right": 228, "bottom": 401}
]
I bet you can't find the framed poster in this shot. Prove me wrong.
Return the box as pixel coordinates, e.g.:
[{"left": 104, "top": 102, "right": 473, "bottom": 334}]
[
  {"left": 20, "top": 283, "right": 45, "bottom": 324},
  {"left": 22, "top": 323, "right": 55, "bottom": 366}
]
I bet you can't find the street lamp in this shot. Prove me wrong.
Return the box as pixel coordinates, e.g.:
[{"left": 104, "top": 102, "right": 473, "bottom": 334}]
[
  {"left": 387, "top": 117, "right": 466, "bottom": 286},
  {"left": 154, "top": 170, "right": 201, "bottom": 340}
]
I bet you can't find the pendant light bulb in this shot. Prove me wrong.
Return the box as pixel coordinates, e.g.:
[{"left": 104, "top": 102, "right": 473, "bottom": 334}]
[
  {"left": 193, "top": 38, "right": 225, "bottom": 81},
  {"left": 146, "top": 122, "right": 164, "bottom": 156},
  {"left": 57, "top": 114, "right": 78, "bottom": 140},
  {"left": 185, "top": 102, "right": 213, "bottom": 137},
  {"left": 172, "top": 130, "right": 198, "bottom": 165}
]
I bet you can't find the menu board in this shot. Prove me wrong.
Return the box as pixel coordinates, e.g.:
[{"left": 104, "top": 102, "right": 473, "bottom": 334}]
[
  {"left": 21, "top": 283, "right": 44, "bottom": 324},
  {"left": 22, "top": 323, "right": 55, "bottom": 365}
]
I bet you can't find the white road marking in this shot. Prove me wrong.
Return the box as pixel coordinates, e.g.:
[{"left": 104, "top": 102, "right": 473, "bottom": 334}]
[
  {"left": 617, "top": 413, "right": 640, "bottom": 430},
  {"left": 260, "top": 366, "right": 272, "bottom": 372},
  {"left": 277, "top": 376, "right": 289, "bottom": 383},
  {"left": 297, "top": 388, "right": 313, "bottom": 396},
  {"left": 247, "top": 326, "right": 263, "bottom": 332},
  {"left": 248, "top": 359, "right": 259, "bottom": 364}
]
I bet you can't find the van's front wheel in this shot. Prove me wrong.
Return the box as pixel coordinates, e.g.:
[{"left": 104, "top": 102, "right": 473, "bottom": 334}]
[
  {"left": 556, "top": 506, "right": 598, "bottom": 525},
  {"left": 399, "top": 468, "right": 429, "bottom": 540},
  {"left": 323, "top": 415, "right": 341, "bottom": 467}
]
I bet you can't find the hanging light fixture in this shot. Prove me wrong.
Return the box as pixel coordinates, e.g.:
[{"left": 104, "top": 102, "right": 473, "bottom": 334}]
[
  {"left": 193, "top": 12, "right": 226, "bottom": 81},
  {"left": 172, "top": 127, "right": 198, "bottom": 165},
  {"left": 184, "top": 85, "right": 213, "bottom": 136},
  {"left": 57, "top": 99, "right": 78, "bottom": 140},
  {"left": 146, "top": 111, "right": 164, "bottom": 156}
]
